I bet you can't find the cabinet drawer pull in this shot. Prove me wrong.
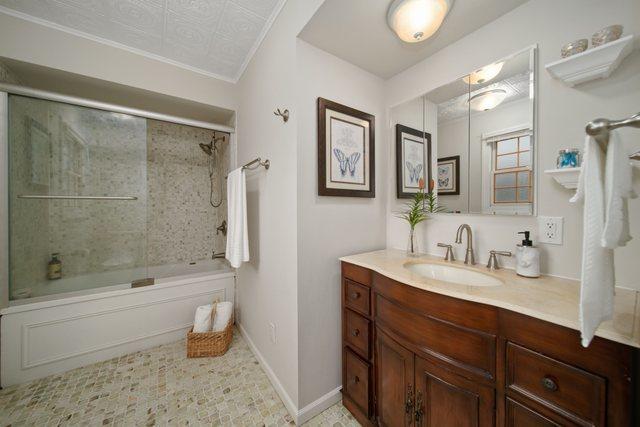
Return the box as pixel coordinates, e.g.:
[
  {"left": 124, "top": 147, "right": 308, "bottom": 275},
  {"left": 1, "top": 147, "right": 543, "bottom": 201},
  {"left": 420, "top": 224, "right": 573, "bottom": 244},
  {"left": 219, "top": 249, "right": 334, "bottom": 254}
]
[
  {"left": 415, "top": 390, "right": 424, "bottom": 423},
  {"left": 353, "top": 375, "right": 360, "bottom": 384},
  {"left": 350, "top": 291, "right": 361, "bottom": 299},
  {"left": 541, "top": 376, "right": 558, "bottom": 391},
  {"left": 351, "top": 328, "right": 360, "bottom": 337},
  {"left": 405, "top": 385, "right": 414, "bottom": 414}
]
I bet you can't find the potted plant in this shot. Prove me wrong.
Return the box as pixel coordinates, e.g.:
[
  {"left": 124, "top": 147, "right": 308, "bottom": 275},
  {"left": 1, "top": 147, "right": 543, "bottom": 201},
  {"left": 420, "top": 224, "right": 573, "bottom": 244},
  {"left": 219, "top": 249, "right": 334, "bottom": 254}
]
[{"left": 396, "top": 178, "right": 445, "bottom": 257}]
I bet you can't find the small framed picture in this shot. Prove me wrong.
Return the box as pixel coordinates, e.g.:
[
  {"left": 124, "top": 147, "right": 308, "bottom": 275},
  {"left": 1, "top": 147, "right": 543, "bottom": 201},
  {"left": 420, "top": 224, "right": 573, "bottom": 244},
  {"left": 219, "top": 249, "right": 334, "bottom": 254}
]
[
  {"left": 437, "top": 156, "right": 460, "bottom": 195},
  {"left": 396, "top": 124, "right": 431, "bottom": 199},
  {"left": 317, "top": 98, "right": 375, "bottom": 198}
]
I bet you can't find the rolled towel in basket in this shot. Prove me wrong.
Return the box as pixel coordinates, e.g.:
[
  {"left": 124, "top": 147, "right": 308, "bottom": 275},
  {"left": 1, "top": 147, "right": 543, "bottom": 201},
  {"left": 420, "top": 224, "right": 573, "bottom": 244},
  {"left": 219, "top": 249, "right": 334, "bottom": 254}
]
[
  {"left": 193, "top": 304, "right": 213, "bottom": 333},
  {"left": 212, "top": 301, "right": 233, "bottom": 332}
]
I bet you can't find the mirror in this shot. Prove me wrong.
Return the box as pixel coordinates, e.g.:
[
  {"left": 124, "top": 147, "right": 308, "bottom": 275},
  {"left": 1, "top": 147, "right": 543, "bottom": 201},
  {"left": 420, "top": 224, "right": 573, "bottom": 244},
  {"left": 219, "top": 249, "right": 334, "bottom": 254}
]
[{"left": 392, "top": 46, "right": 536, "bottom": 215}]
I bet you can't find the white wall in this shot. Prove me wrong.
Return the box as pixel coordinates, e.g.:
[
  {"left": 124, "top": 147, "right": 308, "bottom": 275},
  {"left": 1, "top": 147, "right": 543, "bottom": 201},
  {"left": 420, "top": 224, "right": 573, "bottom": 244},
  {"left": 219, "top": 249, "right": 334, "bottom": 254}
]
[
  {"left": 385, "top": 0, "right": 640, "bottom": 289},
  {"left": 296, "top": 39, "right": 386, "bottom": 409},
  {"left": 235, "top": 0, "right": 324, "bottom": 418},
  {"left": 0, "top": 12, "right": 237, "bottom": 111}
]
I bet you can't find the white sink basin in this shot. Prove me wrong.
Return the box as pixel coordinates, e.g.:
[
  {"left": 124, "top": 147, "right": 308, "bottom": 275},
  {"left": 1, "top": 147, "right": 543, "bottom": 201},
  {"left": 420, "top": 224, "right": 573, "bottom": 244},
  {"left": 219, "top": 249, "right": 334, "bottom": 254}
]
[{"left": 404, "top": 262, "right": 503, "bottom": 287}]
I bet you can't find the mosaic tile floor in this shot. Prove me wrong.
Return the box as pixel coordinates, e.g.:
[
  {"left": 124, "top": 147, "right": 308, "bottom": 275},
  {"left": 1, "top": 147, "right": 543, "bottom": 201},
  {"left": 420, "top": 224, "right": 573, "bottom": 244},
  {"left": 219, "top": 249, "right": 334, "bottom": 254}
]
[{"left": 0, "top": 330, "right": 359, "bottom": 426}]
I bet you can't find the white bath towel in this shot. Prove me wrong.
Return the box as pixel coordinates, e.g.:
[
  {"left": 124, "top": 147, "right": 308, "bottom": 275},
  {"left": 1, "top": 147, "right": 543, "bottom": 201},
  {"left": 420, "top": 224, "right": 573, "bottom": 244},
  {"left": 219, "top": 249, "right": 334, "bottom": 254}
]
[
  {"left": 602, "top": 131, "right": 636, "bottom": 249},
  {"left": 225, "top": 168, "right": 249, "bottom": 268},
  {"left": 570, "top": 136, "right": 615, "bottom": 347},
  {"left": 193, "top": 304, "right": 213, "bottom": 333},
  {"left": 212, "top": 301, "right": 233, "bottom": 332}
]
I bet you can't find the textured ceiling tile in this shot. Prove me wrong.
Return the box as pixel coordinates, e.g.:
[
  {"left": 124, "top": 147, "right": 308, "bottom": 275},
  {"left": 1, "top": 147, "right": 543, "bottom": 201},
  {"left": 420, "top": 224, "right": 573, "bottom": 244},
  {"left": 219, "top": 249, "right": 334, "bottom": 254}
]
[
  {"left": 230, "top": 0, "right": 278, "bottom": 19},
  {"left": 166, "top": 0, "right": 225, "bottom": 25},
  {"left": 164, "top": 12, "right": 211, "bottom": 55},
  {"left": 109, "top": 0, "right": 164, "bottom": 37},
  {"left": 111, "top": 21, "right": 163, "bottom": 53},
  {"left": 217, "top": 1, "right": 264, "bottom": 42},
  {"left": 0, "top": 0, "right": 281, "bottom": 80}
]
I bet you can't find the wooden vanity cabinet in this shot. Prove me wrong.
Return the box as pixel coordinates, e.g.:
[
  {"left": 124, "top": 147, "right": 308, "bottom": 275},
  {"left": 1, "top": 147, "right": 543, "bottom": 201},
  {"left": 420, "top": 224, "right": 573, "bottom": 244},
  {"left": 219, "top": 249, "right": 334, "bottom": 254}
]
[{"left": 341, "top": 262, "right": 638, "bottom": 427}]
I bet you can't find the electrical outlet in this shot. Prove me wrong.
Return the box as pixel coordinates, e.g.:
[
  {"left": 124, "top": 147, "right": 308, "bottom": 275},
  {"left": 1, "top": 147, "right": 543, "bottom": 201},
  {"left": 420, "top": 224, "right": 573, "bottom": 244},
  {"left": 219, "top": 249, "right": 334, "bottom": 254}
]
[
  {"left": 269, "top": 322, "right": 277, "bottom": 344},
  {"left": 538, "top": 216, "right": 563, "bottom": 245}
]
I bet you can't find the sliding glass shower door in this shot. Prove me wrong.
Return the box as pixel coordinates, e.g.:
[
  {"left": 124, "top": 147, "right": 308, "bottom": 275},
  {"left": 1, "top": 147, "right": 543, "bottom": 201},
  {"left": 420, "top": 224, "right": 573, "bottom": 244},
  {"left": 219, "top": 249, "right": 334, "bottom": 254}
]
[{"left": 8, "top": 95, "right": 148, "bottom": 300}]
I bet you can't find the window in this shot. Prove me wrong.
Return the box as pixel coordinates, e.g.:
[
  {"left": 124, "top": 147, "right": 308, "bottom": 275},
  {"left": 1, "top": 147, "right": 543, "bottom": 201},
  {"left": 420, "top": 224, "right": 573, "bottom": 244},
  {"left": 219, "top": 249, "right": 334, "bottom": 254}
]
[{"left": 492, "top": 135, "right": 531, "bottom": 204}]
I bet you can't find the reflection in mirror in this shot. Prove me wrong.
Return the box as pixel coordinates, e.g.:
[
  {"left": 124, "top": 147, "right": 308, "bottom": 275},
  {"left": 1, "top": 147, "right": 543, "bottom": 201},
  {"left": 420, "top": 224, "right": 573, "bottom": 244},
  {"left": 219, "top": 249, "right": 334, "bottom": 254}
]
[{"left": 468, "top": 48, "right": 534, "bottom": 215}]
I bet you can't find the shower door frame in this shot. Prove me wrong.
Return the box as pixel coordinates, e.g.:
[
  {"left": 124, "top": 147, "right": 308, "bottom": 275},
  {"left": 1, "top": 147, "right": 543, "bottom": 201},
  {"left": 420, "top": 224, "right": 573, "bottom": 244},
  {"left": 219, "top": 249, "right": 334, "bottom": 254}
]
[{"left": 0, "top": 84, "right": 236, "bottom": 308}]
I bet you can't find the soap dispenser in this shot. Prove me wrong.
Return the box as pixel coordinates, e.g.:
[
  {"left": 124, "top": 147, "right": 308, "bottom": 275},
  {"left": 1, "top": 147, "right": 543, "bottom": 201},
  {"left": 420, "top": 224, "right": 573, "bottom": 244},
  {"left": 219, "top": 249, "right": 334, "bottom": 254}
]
[{"left": 516, "top": 231, "right": 540, "bottom": 278}]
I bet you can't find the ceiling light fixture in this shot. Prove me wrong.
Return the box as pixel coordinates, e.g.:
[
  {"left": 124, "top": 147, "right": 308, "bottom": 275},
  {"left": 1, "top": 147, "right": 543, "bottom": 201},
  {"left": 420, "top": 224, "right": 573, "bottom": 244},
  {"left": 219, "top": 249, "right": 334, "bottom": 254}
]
[
  {"left": 468, "top": 89, "right": 507, "bottom": 111},
  {"left": 387, "top": 0, "right": 453, "bottom": 43},
  {"left": 463, "top": 62, "right": 504, "bottom": 85}
]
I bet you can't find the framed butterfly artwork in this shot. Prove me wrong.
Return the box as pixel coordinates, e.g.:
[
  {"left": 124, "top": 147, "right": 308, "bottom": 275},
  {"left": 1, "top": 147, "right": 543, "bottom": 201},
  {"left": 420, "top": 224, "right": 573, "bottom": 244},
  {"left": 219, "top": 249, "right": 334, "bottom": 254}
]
[
  {"left": 395, "top": 124, "right": 432, "bottom": 199},
  {"left": 317, "top": 98, "right": 375, "bottom": 197}
]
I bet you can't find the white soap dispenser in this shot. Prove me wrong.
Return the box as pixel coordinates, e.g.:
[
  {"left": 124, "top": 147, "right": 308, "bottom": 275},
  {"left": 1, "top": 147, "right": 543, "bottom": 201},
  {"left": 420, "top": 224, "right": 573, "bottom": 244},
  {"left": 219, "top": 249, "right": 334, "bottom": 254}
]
[{"left": 516, "top": 231, "right": 540, "bottom": 278}]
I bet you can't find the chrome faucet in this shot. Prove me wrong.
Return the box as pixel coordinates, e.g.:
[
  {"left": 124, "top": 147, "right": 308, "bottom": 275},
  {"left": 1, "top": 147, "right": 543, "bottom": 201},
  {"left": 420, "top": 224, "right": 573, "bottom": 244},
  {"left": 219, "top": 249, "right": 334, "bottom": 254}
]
[{"left": 455, "top": 224, "right": 475, "bottom": 265}]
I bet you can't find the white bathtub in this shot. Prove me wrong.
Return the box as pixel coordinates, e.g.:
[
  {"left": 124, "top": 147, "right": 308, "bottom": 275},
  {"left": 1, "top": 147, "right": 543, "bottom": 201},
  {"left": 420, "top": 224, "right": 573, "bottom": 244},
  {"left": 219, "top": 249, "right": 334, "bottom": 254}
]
[{"left": 1, "top": 259, "right": 235, "bottom": 387}]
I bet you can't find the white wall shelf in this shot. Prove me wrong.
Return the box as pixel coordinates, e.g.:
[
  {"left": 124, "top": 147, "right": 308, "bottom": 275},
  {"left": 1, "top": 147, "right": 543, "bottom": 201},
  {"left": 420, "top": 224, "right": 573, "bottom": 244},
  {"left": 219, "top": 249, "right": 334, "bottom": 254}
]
[
  {"left": 545, "top": 168, "right": 581, "bottom": 189},
  {"left": 545, "top": 34, "right": 634, "bottom": 87}
]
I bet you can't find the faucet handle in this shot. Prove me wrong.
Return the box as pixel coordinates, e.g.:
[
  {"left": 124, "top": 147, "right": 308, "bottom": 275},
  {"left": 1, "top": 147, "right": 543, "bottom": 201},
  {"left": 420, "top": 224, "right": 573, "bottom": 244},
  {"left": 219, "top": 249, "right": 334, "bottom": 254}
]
[
  {"left": 437, "top": 243, "right": 455, "bottom": 262},
  {"left": 486, "top": 250, "right": 512, "bottom": 270}
]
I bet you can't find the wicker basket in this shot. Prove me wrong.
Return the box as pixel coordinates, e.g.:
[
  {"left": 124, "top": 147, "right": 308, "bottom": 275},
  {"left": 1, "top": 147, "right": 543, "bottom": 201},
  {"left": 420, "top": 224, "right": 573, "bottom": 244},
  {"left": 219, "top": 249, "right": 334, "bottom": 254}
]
[{"left": 186, "top": 303, "right": 233, "bottom": 358}]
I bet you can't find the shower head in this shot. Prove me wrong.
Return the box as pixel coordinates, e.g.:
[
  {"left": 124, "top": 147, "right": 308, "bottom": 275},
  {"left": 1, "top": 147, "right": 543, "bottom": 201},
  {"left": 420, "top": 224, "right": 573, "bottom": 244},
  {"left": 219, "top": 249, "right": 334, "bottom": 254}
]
[{"left": 199, "top": 142, "right": 213, "bottom": 156}]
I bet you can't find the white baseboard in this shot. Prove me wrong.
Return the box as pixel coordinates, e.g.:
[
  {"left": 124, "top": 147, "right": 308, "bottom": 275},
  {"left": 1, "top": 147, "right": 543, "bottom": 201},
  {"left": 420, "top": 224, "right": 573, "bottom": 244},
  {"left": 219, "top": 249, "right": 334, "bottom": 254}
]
[
  {"left": 237, "top": 323, "right": 343, "bottom": 425},
  {"left": 297, "top": 385, "right": 342, "bottom": 424},
  {"left": 237, "top": 323, "right": 299, "bottom": 421}
]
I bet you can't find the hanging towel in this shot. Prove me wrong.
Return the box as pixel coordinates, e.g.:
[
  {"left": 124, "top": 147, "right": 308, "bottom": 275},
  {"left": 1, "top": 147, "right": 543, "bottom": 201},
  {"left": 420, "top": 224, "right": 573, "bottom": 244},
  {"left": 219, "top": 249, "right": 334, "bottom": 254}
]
[
  {"left": 602, "top": 131, "right": 637, "bottom": 248},
  {"left": 225, "top": 168, "right": 249, "bottom": 268},
  {"left": 570, "top": 136, "right": 615, "bottom": 347}
]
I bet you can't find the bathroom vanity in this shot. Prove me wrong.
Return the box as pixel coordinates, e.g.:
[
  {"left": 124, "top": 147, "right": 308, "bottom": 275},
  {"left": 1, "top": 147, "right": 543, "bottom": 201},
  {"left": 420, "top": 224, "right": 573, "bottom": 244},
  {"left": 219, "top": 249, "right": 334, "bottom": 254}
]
[{"left": 340, "top": 250, "right": 639, "bottom": 426}]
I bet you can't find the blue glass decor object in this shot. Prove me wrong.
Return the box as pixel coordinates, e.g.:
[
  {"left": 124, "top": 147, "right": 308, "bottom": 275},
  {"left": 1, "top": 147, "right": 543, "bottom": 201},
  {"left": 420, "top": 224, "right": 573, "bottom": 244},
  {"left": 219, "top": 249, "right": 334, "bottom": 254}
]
[{"left": 557, "top": 149, "right": 580, "bottom": 168}]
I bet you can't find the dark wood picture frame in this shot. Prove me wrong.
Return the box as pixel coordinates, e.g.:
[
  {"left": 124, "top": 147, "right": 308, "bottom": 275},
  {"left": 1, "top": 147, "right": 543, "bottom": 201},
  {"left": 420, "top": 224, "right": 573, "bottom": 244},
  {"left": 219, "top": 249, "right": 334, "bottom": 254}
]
[
  {"left": 395, "top": 124, "right": 432, "bottom": 199},
  {"left": 437, "top": 155, "right": 460, "bottom": 196},
  {"left": 317, "top": 97, "right": 375, "bottom": 198}
]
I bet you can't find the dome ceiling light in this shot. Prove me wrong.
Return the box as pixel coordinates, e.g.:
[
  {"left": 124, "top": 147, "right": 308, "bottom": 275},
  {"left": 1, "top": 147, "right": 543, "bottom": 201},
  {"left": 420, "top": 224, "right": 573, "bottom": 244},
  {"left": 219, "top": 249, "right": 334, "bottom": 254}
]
[
  {"left": 387, "top": 0, "right": 454, "bottom": 43},
  {"left": 469, "top": 89, "right": 507, "bottom": 111},
  {"left": 463, "top": 62, "right": 504, "bottom": 85}
]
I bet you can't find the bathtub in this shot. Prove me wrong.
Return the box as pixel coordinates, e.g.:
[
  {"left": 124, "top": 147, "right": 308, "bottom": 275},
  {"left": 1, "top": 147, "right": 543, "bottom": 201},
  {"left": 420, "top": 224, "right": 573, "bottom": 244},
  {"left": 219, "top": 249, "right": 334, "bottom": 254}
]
[{"left": 1, "top": 259, "right": 235, "bottom": 387}]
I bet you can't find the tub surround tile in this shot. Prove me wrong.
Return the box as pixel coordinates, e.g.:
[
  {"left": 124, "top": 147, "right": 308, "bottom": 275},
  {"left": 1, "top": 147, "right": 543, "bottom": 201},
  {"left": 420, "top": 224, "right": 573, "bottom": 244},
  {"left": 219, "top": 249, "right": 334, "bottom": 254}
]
[{"left": 341, "top": 249, "right": 640, "bottom": 348}]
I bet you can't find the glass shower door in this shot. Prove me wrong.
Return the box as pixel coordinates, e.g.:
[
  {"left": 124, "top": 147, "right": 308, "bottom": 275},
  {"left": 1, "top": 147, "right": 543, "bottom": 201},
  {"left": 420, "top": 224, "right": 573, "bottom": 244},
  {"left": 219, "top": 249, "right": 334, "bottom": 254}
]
[{"left": 8, "top": 95, "right": 148, "bottom": 300}]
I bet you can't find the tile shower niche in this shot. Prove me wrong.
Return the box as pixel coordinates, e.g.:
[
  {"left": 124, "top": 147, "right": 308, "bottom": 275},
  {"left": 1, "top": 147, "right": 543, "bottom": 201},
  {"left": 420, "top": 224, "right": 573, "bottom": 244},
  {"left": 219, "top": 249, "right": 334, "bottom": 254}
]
[{"left": 7, "top": 95, "right": 230, "bottom": 301}]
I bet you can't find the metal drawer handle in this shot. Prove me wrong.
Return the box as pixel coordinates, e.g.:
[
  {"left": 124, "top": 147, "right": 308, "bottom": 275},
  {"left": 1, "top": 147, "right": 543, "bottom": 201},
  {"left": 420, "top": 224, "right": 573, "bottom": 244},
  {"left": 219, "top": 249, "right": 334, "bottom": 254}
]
[
  {"left": 541, "top": 376, "right": 558, "bottom": 392},
  {"left": 351, "top": 329, "right": 360, "bottom": 337},
  {"left": 405, "top": 384, "right": 414, "bottom": 414},
  {"left": 350, "top": 291, "right": 361, "bottom": 299},
  {"left": 353, "top": 375, "right": 360, "bottom": 384}
]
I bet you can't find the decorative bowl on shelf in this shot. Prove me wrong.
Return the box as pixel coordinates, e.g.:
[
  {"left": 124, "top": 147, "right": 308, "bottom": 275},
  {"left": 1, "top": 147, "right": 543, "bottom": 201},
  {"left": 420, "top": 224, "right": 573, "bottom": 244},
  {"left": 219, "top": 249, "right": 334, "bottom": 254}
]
[
  {"left": 592, "top": 25, "right": 623, "bottom": 47},
  {"left": 561, "top": 39, "right": 588, "bottom": 58}
]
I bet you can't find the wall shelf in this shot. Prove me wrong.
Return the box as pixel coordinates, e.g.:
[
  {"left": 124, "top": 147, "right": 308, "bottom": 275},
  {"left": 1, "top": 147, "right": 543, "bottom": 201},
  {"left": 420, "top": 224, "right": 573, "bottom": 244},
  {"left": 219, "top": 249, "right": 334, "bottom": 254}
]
[
  {"left": 545, "top": 34, "right": 634, "bottom": 87},
  {"left": 545, "top": 168, "right": 581, "bottom": 189}
]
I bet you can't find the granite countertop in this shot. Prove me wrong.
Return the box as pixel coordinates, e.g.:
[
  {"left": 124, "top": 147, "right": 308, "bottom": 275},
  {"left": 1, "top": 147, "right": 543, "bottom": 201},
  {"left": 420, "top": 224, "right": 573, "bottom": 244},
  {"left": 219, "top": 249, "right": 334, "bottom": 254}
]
[{"left": 340, "top": 249, "right": 640, "bottom": 349}]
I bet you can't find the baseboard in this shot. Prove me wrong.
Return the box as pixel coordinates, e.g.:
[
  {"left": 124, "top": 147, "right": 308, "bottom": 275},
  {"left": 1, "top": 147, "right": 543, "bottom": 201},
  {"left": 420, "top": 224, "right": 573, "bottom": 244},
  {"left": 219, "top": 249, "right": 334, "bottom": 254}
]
[
  {"left": 237, "top": 323, "right": 299, "bottom": 421},
  {"left": 297, "top": 385, "right": 342, "bottom": 424}
]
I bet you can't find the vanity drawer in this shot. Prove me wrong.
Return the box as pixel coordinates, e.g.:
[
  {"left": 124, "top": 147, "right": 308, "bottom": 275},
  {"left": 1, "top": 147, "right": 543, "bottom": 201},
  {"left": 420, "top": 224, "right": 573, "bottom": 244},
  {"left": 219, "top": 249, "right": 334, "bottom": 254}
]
[
  {"left": 344, "top": 348, "right": 371, "bottom": 417},
  {"left": 506, "top": 342, "right": 606, "bottom": 426},
  {"left": 345, "top": 308, "right": 371, "bottom": 358},
  {"left": 344, "top": 279, "right": 370, "bottom": 316},
  {"left": 342, "top": 262, "right": 371, "bottom": 286}
]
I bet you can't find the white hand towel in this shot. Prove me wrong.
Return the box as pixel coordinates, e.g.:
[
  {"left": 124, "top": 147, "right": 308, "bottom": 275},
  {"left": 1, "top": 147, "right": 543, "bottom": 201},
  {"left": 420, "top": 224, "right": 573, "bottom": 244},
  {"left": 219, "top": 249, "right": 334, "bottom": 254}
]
[
  {"left": 225, "top": 168, "right": 249, "bottom": 268},
  {"left": 212, "top": 301, "right": 233, "bottom": 332},
  {"left": 193, "top": 304, "right": 213, "bottom": 333},
  {"left": 602, "top": 131, "right": 637, "bottom": 248},
  {"left": 570, "top": 136, "right": 615, "bottom": 347}
]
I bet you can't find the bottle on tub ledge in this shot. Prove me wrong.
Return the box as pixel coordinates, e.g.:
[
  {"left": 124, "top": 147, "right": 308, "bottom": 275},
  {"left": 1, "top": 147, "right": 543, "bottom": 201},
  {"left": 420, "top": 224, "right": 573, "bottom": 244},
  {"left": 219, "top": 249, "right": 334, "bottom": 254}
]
[
  {"left": 47, "top": 253, "right": 62, "bottom": 280},
  {"left": 516, "top": 231, "right": 540, "bottom": 278}
]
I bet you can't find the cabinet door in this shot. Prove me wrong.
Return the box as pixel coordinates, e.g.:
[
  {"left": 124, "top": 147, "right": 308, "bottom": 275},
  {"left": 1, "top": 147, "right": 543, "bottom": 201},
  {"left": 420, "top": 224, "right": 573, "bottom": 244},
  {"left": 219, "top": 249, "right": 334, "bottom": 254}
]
[
  {"left": 376, "top": 328, "right": 415, "bottom": 427},
  {"left": 414, "top": 356, "right": 494, "bottom": 427}
]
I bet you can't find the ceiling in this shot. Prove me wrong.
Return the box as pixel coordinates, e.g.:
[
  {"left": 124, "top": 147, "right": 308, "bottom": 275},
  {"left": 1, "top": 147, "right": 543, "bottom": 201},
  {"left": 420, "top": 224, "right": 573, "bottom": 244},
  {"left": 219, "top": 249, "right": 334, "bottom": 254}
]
[
  {"left": 299, "top": 0, "right": 530, "bottom": 79},
  {"left": 0, "top": 0, "right": 285, "bottom": 82}
]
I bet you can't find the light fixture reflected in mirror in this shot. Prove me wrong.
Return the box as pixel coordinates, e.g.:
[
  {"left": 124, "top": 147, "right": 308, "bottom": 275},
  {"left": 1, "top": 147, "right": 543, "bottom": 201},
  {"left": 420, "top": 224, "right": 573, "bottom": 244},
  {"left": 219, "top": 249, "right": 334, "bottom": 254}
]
[
  {"left": 463, "top": 62, "right": 504, "bottom": 85},
  {"left": 387, "top": 0, "right": 453, "bottom": 43},
  {"left": 468, "top": 89, "right": 507, "bottom": 111}
]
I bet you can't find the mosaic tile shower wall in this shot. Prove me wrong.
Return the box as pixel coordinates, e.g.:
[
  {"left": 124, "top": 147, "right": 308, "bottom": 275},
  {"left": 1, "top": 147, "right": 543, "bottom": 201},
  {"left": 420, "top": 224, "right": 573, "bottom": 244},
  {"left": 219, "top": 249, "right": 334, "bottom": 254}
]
[{"left": 7, "top": 93, "right": 229, "bottom": 300}]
